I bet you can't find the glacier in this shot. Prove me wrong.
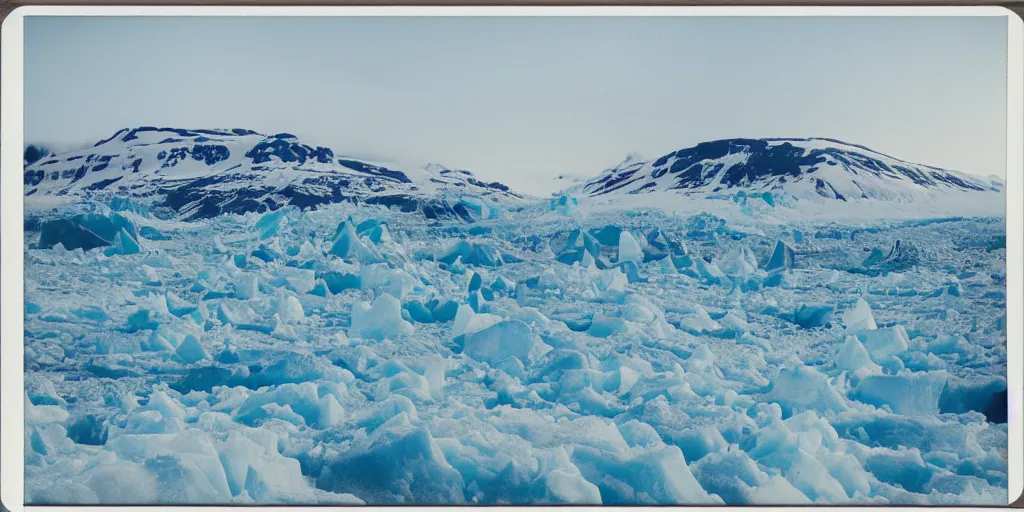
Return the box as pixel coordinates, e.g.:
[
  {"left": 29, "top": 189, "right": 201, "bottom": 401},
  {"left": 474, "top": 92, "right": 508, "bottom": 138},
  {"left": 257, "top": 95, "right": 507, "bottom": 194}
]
[{"left": 20, "top": 133, "right": 1010, "bottom": 506}]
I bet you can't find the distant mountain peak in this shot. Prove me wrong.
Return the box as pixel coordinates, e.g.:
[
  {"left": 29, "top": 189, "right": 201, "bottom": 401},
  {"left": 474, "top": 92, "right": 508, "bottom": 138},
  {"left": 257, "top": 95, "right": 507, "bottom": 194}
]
[
  {"left": 619, "top": 152, "right": 645, "bottom": 165},
  {"left": 25, "top": 126, "right": 522, "bottom": 221},
  {"left": 575, "top": 137, "right": 1000, "bottom": 204}
]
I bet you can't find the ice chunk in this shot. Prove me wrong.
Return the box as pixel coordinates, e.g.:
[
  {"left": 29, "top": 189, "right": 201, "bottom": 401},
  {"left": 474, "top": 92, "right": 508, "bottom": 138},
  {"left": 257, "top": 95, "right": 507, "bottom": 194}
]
[
  {"left": 544, "top": 469, "right": 602, "bottom": 504},
  {"left": 85, "top": 463, "right": 159, "bottom": 503},
  {"left": 211, "top": 236, "right": 229, "bottom": 254},
  {"left": 718, "top": 246, "right": 759, "bottom": 278},
  {"left": 676, "top": 304, "right": 721, "bottom": 334},
  {"left": 587, "top": 313, "right": 628, "bottom": 338},
  {"left": 103, "top": 227, "right": 143, "bottom": 256},
  {"left": 165, "top": 292, "right": 196, "bottom": 318},
  {"left": 619, "top": 260, "right": 648, "bottom": 284},
  {"left": 572, "top": 444, "right": 722, "bottom": 504},
  {"left": 764, "top": 240, "right": 796, "bottom": 271},
  {"left": 620, "top": 294, "right": 666, "bottom": 326},
  {"left": 455, "top": 195, "right": 502, "bottom": 221},
  {"left": 251, "top": 243, "right": 283, "bottom": 263},
  {"left": 243, "top": 452, "right": 330, "bottom": 502},
  {"left": 175, "top": 334, "right": 210, "bottom": 364},
  {"left": 452, "top": 305, "right": 503, "bottom": 338},
  {"left": 462, "top": 319, "right": 540, "bottom": 365},
  {"left": 431, "top": 299, "right": 460, "bottom": 322},
  {"left": 404, "top": 299, "right": 435, "bottom": 323},
  {"left": 355, "top": 218, "right": 389, "bottom": 243},
  {"left": 617, "top": 420, "right": 662, "bottom": 447},
  {"left": 361, "top": 264, "right": 416, "bottom": 300},
  {"left": 139, "top": 225, "right": 170, "bottom": 241},
  {"left": 820, "top": 451, "right": 873, "bottom": 499},
  {"left": 549, "top": 194, "right": 580, "bottom": 215},
  {"left": 738, "top": 332, "right": 772, "bottom": 352},
  {"left": 580, "top": 249, "right": 597, "bottom": 269},
  {"left": 123, "top": 308, "right": 159, "bottom": 332},
  {"left": 144, "top": 453, "right": 229, "bottom": 503},
  {"left": 938, "top": 375, "right": 1006, "bottom": 420},
  {"left": 171, "top": 365, "right": 243, "bottom": 394},
  {"left": 316, "top": 414, "right": 466, "bottom": 504},
  {"left": 440, "top": 240, "right": 505, "bottom": 267},
  {"left": 255, "top": 207, "right": 289, "bottom": 240},
  {"left": 835, "top": 336, "right": 881, "bottom": 372},
  {"left": 233, "top": 274, "right": 259, "bottom": 300},
  {"left": 26, "top": 479, "right": 99, "bottom": 504},
  {"left": 927, "top": 334, "right": 974, "bottom": 356},
  {"left": 719, "top": 312, "right": 751, "bottom": 335},
  {"left": 858, "top": 325, "right": 910, "bottom": 362},
  {"left": 468, "top": 271, "right": 483, "bottom": 292},
  {"left": 748, "top": 476, "right": 812, "bottom": 504},
  {"left": 143, "top": 252, "right": 175, "bottom": 269},
  {"left": 490, "top": 275, "right": 516, "bottom": 296},
  {"left": 618, "top": 231, "right": 643, "bottom": 264},
  {"left": 686, "top": 212, "right": 728, "bottom": 240},
  {"left": 26, "top": 376, "right": 66, "bottom": 407},
  {"left": 25, "top": 393, "right": 70, "bottom": 425},
  {"left": 794, "top": 304, "right": 835, "bottom": 329},
  {"left": 245, "top": 353, "right": 349, "bottom": 390},
  {"left": 219, "top": 432, "right": 269, "bottom": 496},
  {"left": 555, "top": 229, "right": 600, "bottom": 266},
  {"left": 863, "top": 449, "right": 939, "bottom": 494},
  {"left": 329, "top": 219, "right": 383, "bottom": 263},
  {"left": 590, "top": 267, "right": 629, "bottom": 301},
  {"left": 310, "top": 279, "right": 330, "bottom": 297},
  {"left": 38, "top": 211, "right": 139, "bottom": 252},
  {"left": 272, "top": 290, "right": 306, "bottom": 324},
  {"left": 645, "top": 227, "right": 688, "bottom": 262},
  {"left": 235, "top": 382, "right": 324, "bottom": 426},
  {"left": 141, "top": 390, "right": 187, "bottom": 419},
  {"left": 747, "top": 421, "right": 848, "bottom": 502},
  {"left": 270, "top": 267, "right": 316, "bottom": 294},
  {"left": 374, "top": 361, "right": 434, "bottom": 402},
  {"left": 768, "top": 365, "right": 848, "bottom": 415},
  {"left": 316, "top": 270, "right": 361, "bottom": 294},
  {"left": 27, "top": 421, "right": 73, "bottom": 459},
  {"left": 842, "top": 298, "right": 877, "bottom": 333},
  {"left": 695, "top": 257, "right": 726, "bottom": 285},
  {"left": 691, "top": 450, "right": 775, "bottom": 504},
  {"left": 349, "top": 294, "right": 414, "bottom": 340},
  {"left": 866, "top": 239, "right": 921, "bottom": 271},
  {"left": 852, "top": 370, "right": 949, "bottom": 415},
  {"left": 763, "top": 270, "right": 796, "bottom": 288},
  {"left": 359, "top": 395, "right": 419, "bottom": 432},
  {"left": 673, "top": 425, "right": 729, "bottom": 462},
  {"left": 216, "top": 303, "right": 272, "bottom": 333}
]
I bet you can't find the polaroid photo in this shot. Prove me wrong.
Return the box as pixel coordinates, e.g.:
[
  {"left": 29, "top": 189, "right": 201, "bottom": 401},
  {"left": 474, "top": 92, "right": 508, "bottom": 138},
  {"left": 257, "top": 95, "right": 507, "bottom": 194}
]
[{"left": 1, "top": 5, "right": 1021, "bottom": 510}]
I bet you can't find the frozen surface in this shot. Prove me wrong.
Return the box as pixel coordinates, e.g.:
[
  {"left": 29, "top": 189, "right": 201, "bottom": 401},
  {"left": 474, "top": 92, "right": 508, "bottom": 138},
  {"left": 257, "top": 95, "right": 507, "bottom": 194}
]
[{"left": 22, "top": 194, "right": 1008, "bottom": 505}]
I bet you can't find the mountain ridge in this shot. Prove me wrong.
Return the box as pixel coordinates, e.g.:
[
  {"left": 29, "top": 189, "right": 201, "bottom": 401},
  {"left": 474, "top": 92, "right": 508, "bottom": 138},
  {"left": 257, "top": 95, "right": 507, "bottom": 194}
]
[
  {"left": 24, "top": 129, "right": 1004, "bottom": 222},
  {"left": 572, "top": 137, "right": 1003, "bottom": 204},
  {"left": 23, "top": 126, "right": 524, "bottom": 222}
]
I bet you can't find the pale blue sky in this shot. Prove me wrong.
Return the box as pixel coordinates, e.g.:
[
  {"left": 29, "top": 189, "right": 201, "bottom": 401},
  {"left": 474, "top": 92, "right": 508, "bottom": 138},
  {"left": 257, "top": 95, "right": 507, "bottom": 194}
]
[{"left": 25, "top": 15, "right": 1008, "bottom": 195}]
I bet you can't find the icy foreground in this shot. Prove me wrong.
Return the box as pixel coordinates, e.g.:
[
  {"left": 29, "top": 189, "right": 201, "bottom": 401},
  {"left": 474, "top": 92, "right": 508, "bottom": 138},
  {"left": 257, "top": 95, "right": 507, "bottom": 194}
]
[{"left": 23, "top": 195, "right": 1009, "bottom": 505}]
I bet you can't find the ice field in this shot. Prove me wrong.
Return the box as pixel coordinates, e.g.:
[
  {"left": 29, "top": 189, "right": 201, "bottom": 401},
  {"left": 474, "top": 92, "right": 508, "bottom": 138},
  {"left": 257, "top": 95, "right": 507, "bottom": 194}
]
[{"left": 22, "top": 192, "right": 1009, "bottom": 505}]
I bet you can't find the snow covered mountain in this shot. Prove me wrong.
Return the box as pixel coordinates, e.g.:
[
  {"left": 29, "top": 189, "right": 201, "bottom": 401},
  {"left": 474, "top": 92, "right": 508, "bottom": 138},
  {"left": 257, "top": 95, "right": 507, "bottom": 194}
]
[
  {"left": 576, "top": 138, "right": 1004, "bottom": 204},
  {"left": 23, "top": 127, "right": 523, "bottom": 221}
]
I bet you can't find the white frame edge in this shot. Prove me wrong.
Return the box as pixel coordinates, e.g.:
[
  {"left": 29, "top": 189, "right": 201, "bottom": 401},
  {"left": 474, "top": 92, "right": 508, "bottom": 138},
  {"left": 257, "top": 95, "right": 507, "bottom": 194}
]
[{"left": 1, "top": 5, "right": 1021, "bottom": 511}]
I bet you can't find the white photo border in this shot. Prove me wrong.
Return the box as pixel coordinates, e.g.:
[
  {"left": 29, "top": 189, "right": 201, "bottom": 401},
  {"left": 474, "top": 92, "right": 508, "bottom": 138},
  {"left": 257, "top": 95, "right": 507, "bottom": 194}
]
[{"left": 2, "top": 5, "right": 1021, "bottom": 511}]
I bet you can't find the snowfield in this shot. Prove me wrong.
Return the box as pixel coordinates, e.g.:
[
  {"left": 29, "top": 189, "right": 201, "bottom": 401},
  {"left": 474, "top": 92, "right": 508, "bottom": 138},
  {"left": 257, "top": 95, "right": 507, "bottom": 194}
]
[{"left": 22, "top": 186, "right": 1008, "bottom": 505}]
